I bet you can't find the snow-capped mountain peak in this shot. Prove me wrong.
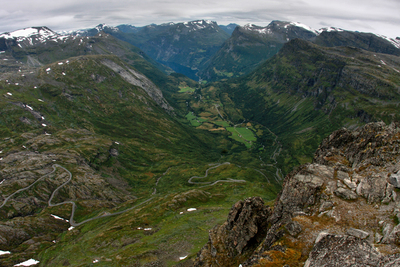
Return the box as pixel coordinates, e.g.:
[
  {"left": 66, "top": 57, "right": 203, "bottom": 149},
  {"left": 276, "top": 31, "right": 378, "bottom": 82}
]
[
  {"left": 1, "top": 27, "right": 58, "bottom": 40},
  {"left": 181, "top": 20, "right": 218, "bottom": 31},
  {"left": 0, "top": 27, "right": 69, "bottom": 47},
  {"left": 94, "top": 24, "right": 118, "bottom": 32}
]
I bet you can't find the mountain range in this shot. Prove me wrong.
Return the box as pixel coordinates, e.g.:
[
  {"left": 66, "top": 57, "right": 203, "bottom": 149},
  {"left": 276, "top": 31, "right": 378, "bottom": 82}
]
[{"left": 0, "top": 19, "right": 400, "bottom": 266}]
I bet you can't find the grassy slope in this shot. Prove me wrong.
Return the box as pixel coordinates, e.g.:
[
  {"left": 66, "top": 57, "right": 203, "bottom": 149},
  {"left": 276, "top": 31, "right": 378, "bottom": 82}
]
[
  {"left": 195, "top": 39, "right": 400, "bottom": 175},
  {"left": 0, "top": 38, "right": 281, "bottom": 266}
]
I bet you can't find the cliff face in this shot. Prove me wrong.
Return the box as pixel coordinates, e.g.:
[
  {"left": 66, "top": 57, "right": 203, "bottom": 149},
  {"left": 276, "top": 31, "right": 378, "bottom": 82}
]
[{"left": 194, "top": 122, "right": 400, "bottom": 266}]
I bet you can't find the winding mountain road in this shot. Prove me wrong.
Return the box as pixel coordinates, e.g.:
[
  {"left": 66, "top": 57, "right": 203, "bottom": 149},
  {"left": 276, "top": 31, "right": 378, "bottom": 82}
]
[
  {"left": 0, "top": 164, "right": 58, "bottom": 209},
  {"left": 188, "top": 162, "right": 246, "bottom": 186},
  {"left": 1, "top": 164, "right": 153, "bottom": 227}
]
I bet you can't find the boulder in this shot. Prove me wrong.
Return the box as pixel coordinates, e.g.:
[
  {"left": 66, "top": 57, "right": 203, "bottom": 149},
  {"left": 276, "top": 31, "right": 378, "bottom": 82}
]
[
  {"left": 334, "top": 187, "right": 358, "bottom": 200},
  {"left": 285, "top": 221, "right": 302, "bottom": 237},
  {"left": 346, "top": 228, "right": 370, "bottom": 239},
  {"left": 304, "top": 234, "right": 397, "bottom": 267}
]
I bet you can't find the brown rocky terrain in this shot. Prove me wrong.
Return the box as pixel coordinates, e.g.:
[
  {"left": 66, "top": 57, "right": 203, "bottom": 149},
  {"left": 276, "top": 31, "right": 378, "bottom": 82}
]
[{"left": 194, "top": 122, "right": 400, "bottom": 266}]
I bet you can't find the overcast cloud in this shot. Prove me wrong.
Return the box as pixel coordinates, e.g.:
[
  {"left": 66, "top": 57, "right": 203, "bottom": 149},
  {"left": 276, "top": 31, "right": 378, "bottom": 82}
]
[{"left": 0, "top": 0, "right": 399, "bottom": 38}]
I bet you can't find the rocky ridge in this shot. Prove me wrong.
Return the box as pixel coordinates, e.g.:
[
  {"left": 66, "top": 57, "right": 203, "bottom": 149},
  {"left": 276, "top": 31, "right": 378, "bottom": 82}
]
[{"left": 194, "top": 122, "right": 400, "bottom": 266}]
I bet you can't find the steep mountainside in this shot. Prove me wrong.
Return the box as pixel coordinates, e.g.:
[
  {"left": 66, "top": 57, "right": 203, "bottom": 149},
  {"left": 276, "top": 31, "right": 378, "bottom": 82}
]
[
  {"left": 314, "top": 30, "right": 400, "bottom": 56},
  {"left": 200, "top": 21, "right": 400, "bottom": 81},
  {"left": 72, "top": 21, "right": 231, "bottom": 80},
  {"left": 1, "top": 22, "right": 400, "bottom": 267},
  {"left": 191, "top": 38, "right": 400, "bottom": 175},
  {"left": 0, "top": 26, "right": 280, "bottom": 266},
  {"left": 199, "top": 21, "right": 318, "bottom": 81},
  {"left": 194, "top": 122, "right": 400, "bottom": 266}
]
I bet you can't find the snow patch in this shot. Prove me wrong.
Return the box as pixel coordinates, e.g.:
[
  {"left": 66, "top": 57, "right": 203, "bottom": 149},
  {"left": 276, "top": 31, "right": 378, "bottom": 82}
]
[
  {"left": 93, "top": 259, "right": 99, "bottom": 263},
  {"left": 58, "top": 62, "right": 63, "bottom": 65},
  {"left": 62, "top": 72, "right": 66, "bottom": 76},
  {"left": 243, "top": 24, "right": 271, "bottom": 35},
  {"left": 0, "top": 51, "right": 5, "bottom": 54},
  {"left": 51, "top": 214, "right": 68, "bottom": 221},
  {"left": 179, "top": 255, "right": 188, "bottom": 260},
  {"left": 46, "top": 68, "right": 51, "bottom": 72},
  {"left": 0, "top": 250, "right": 11, "bottom": 256},
  {"left": 38, "top": 99, "right": 44, "bottom": 102},
  {"left": 316, "top": 27, "right": 344, "bottom": 34},
  {"left": 42, "top": 123, "right": 47, "bottom": 127},
  {"left": 290, "top": 22, "right": 317, "bottom": 34},
  {"left": 187, "top": 208, "right": 197, "bottom": 212},
  {"left": 381, "top": 60, "right": 387, "bottom": 65},
  {"left": 0, "top": 179, "right": 5, "bottom": 185},
  {"left": 144, "top": 228, "right": 152, "bottom": 231},
  {"left": 68, "top": 226, "right": 74, "bottom": 231},
  {"left": 14, "top": 259, "right": 39, "bottom": 266},
  {"left": 26, "top": 105, "right": 33, "bottom": 110}
]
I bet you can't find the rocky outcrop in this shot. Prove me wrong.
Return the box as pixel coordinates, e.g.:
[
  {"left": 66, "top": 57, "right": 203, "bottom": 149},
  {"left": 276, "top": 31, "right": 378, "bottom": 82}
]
[
  {"left": 197, "top": 122, "right": 400, "bottom": 266},
  {"left": 194, "top": 197, "right": 271, "bottom": 266},
  {"left": 304, "top": 233, "right": 400, "bottom": 267},
  {"left": 101, "top": 59, "right": 173, "bottom": 112}
]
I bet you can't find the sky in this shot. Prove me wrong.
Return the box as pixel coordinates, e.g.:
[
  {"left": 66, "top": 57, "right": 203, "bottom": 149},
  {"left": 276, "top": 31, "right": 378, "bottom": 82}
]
[{"left": 0, "top": 0, "right": 399, "bottom": 38}]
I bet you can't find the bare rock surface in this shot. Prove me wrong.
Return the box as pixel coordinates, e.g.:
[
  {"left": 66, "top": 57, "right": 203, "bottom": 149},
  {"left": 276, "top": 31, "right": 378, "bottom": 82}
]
[
  {"left": 197, "top": 122, "right": 400, "bottom": 266},
  {"left": 304, "top": 234, "right": 390, "bottom": 267},
  {"left": 194, "top": 197, "right": 271, "bottom": 266}
]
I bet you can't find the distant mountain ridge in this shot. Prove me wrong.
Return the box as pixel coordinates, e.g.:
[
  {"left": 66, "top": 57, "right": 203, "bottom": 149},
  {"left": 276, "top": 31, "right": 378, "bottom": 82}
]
[
  {"left": 199, "top": 20, "right": 400, "bottom": 81},
  {"left": 2, "top": 21, "right": 398, "bottom": 82}
]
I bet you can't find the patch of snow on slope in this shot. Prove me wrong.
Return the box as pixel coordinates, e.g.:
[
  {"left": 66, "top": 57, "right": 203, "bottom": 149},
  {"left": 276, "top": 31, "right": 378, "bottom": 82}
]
[
  {"left": 290, "top": 22, "right": 317, "bottom": 34},
  {"left": 14, "top": 259, "right": 39, "bottom": 266},
  {"left": 316, "top": 27, "right": 345, "bottom": 34},
  {"left": 243, "top": 24, "right": 271, "bottom": 34},
  {"left": 50, "top": 214, "right": 68, "bottom": 221},
  {"left": 0, "top": 250, "right": 11, "bottom": 255}
]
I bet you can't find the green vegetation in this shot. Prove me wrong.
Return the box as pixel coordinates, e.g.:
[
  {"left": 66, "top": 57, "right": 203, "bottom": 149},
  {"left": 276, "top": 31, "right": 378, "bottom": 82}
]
[
  {"left": 178, "top": 86, "right": 195, "bottom": 93},
  {"left": 0, "top": 41, "right": 281, "bottom": 266},
  {"left": 3, "top": 26, "right": 400, "bottom": 267}
]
